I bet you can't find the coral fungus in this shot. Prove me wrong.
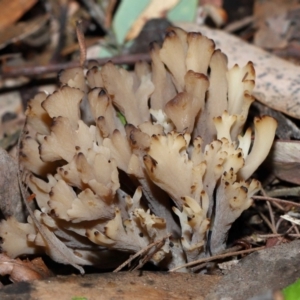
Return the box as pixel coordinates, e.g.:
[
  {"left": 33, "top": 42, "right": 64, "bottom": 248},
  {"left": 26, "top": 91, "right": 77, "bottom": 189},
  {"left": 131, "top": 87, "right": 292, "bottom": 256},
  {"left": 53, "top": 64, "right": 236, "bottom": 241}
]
[{"left": 0, "top": 27, "right": 277, "bottom": 272}]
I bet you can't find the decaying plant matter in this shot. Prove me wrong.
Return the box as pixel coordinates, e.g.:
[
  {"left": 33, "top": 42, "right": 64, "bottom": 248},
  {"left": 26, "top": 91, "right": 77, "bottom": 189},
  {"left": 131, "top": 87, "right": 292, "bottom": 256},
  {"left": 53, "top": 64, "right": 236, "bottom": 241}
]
[{"left": 0, "top": 27, "right": 277, "bottom": 272}]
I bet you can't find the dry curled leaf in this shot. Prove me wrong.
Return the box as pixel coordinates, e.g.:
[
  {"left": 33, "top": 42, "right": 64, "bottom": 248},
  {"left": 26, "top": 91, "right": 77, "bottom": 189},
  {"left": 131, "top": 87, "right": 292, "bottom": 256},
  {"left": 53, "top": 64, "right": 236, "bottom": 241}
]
[
  {"left": 0, "top": 14, "right": 50, "bottom": 50},
  {"left": 0, "top": 0, "right": 38, "bottom": 31},
  {"left": 0, "top": 254, "right": 51, "bottom": 283},
  {"left": 269, "top": 140, "right": 300, "bottom": 185},
  {"left": 253, "top": 0, "right": 299, "bottom": 49}
]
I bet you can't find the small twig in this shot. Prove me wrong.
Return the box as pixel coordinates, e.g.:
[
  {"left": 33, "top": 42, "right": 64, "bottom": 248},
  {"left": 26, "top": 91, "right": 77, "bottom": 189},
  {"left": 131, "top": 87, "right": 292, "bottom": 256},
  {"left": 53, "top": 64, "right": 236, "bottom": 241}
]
[
  {"left": 270, "top": 201, "right": 285, "bottom": 212},
  {"left": 282, "top": 223, "right": 299, "bottom": 236},
  {"left": 192, "top": 244, "right": 243, "bottom": 272},
  {"left": 287, "top": 224, "right": 297, "bottom": 234},
  {"left": 293, "top": 224, "right": 300, "bottom": 235},
  {"left": 275, "top": 217, "right": 284, "bottom": 232},
  {"left": 1, "top": 53, "right": 151, "bottom": 79},
  {"left": 288, "top": 234, "right": 300, "bottom": 237},
  {"left": 103, "top": 0, "right": 117, "bottom": 28},
  {"left": 190, "top": 262, "right": 209, "bottom": 272},
  {"left": 266, "top": 201, "right": 277, "bottom": 234},
  {"left": 113, "top": 235, "right": 171, "bottom": 273},
  {"left": 253, "top": 195, "right": 300, "bottom": 208},
  {"left": 50, "top": 2, "right": 68, "bottom": 63},
  {"left": 132, "top": 238, "right": 167, "bottom": 271},
  {"left": 169, "top": 246, "right": 265, "bottom": 272},
  {"left": 257, "top": 210, "right": 276, "bottom": 233},
  {"left": 257, "top": 233, "right": 283, "bottom": 239},
  {"left": 76, "top": 20, "right": 87, "bottom": 67},
  {"left": 262, "top": 188, "right": 284, "bottom": 211},
  {"left": 257, "top": 222, "right": 300, "bottom": 239},
  {"left": 223, "top": 16, "right": 254, "bottom": 32},
  {"left": 221, "top": 245, "right": 243, "bottom": 253},
  {"left": 81, "top": 0, "right": 106, "bottom": 29}
]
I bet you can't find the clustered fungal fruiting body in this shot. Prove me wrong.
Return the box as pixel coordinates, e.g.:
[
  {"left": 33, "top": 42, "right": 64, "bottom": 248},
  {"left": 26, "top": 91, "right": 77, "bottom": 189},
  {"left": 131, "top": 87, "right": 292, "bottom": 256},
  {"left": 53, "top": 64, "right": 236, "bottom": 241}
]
[{"left": 0, "top": 27, "right": 277, "bottom": 272}]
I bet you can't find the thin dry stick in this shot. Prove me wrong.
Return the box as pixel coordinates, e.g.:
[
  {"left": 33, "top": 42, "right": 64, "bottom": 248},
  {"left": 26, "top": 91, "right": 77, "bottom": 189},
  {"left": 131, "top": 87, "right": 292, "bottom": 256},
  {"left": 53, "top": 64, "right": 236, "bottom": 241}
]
[
  {"left": 294, "top": 224, "right": 300, "bottom": 235},
  {"left": 287, "top": 224, "right": 297, "bottom": 234},
  {"left": 257, "top": 223, "right": 300, "bottom": 239},
  {"left": 270, "top": 201, "right": 285, "bottom": 212},
  {"left": 257, "top": 233, "right": 283, "bottom": 239},
  {"left": 283, "top": 223, "right": 298, "bottom": 236},
  {"left": 76, "top": 20, "right": 87, "bottom": 67},
  {"left": 259, "top": 190, "right": 276, "bottom": 233},
  {"left": 275, "top": 217, "right": 284, "bottom": 232},
  {"left": 220, "top": 244, "right": 244, "bottom": 254},
  {"left": 191, "top": 262, "right": 209, "bottom": 272},
  {"left": 257, "top": 210, "right": 275, "bottom": 233},
  {"left": 224, "top": 15, "right": 254, "bottom": 32},
  {"left": 253, "top": 195, "right": 300, "bottom": 208},
  {"left": 81, "top": 0, "right": 106, "bottom": 29},
  {"left": 132, "top": 238, "right": 167, "bottom": 271},
  {"left": 289, "top": 233, "right": 300, "bottom": 237},
  {"left": 104, "top": 0, "right": 117, "bottom": 28},
  {"left": 266, "top": 201, "right": 277, "bottom": 234},
  {"left": 113, "top": 235, "right": 171, "bottom": 273},
  {"left": 1, "top": 53, "right": 151, "bottom": 78},
  {"left": 256, "top": 223, "right": 300, "bottom": 238},
  {"left": 262, "top": 188, "right": 285, "bottom": 212},
  {"left": 169, "top": 246, "right": 265, "bottom": 272},
  {"left": 192, "top": 244, "right": 244, "bottom": 272}
]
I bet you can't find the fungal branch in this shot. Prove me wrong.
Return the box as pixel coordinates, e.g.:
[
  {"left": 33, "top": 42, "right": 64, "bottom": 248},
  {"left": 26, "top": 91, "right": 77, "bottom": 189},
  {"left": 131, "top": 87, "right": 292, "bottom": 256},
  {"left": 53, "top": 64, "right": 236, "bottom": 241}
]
[{"left": 0, "top": 27, "right": 277, "bottom": 272}]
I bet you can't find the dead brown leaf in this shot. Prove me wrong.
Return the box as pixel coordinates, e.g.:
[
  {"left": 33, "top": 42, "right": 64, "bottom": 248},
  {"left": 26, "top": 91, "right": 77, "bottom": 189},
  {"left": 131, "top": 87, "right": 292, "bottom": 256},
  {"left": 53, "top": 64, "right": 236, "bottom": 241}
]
[
  {"left": 0, "top": 14, "right": 49, "bottom": 50},
  {"left": 254, "top": 0, "right": 300, "bottom": 49},
  {"left": 269, "top": 140, "right": 300, "bottom": 185},
  {"left": 0, "top": 0, "right": 38, "bottom": 31},
  {"left": 265, "top": 237, "right": 284, "bottom": 248},
  {"left": 0, "top": 254, "right": 51, "bottom": 283}
]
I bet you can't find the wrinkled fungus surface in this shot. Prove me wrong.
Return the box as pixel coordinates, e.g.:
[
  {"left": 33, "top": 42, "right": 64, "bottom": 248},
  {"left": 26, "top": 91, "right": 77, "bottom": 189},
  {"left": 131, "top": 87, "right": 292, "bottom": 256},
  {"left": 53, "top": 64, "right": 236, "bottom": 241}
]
[{"left": 0, "top": 27, "right": 277, "bottom": 272}]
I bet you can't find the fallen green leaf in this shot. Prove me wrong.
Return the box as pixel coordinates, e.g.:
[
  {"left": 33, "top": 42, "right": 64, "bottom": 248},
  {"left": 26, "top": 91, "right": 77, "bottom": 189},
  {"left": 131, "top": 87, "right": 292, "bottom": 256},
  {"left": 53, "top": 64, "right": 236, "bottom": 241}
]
[
  {"left": 112, "top": 0, "right": 197, "bottom": 45},
  {"left": 167, "top": 0, "right": 198, "bottom": 22},
  {"left": 283, "top": 278, "right": 300, "bottom": 300},
  {"left": 113, "top": 0, "right": 148, "bottom": 44}
]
